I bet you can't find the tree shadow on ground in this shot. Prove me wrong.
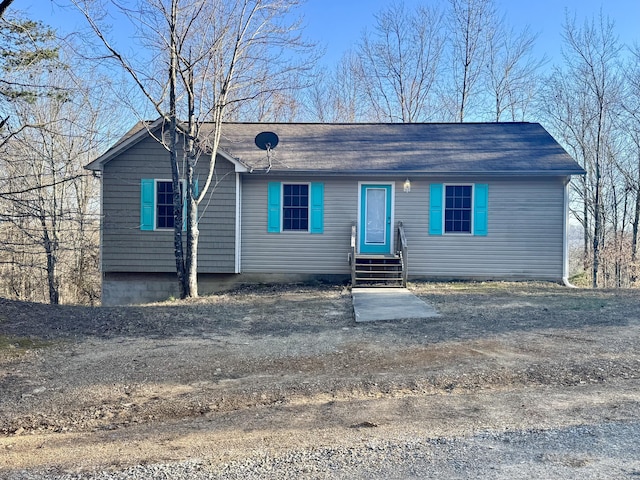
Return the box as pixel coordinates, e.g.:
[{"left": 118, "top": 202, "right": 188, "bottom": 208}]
[{"left": 0, "top": 282, "right": 637, "bottom": 345}]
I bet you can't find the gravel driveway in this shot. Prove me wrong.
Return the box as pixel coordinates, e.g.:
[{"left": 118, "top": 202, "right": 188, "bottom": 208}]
[{"left": 1, "top": 282, "right": 639, "bottom": 478}]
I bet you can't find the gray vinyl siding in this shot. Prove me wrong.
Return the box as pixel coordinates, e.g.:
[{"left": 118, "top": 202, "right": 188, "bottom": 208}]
[
  {"left": 242, "top": 176, "right": 356, "bottom": 274},
  {"left": 241, "top": 176, "right": 565, "bottom": 280},
  {"left": 101, "top": 134, "right": 236, "bottom": 273},
  {"left": 397, "top": 177, "right": 565, "bottom": 280}
]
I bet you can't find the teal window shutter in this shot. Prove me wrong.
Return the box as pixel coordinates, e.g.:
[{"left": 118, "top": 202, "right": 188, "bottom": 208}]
[
  {"left": 140, "top": 179, "right": 155, "bottom": 230},
  {"left": 267, "top": 182, "right": 281, "bottom": 233},
  {"left": 429, "top": 183, "right": 443, "bottom": 235},
  {"left": 310, "top": 182, "right": 324, "bottom": 234},
  {"left": 474, "top": 184, "right": 488, "bottom": 236}
]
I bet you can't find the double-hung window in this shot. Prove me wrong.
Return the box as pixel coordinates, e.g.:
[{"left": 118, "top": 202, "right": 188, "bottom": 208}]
[
  {"left": 282, "top": 184, "right": 309, "bottom": 231},
  {"left": 444, "top": 185, "right": 472, "bottom": 233},
  {"left": 156, "top": 180, "right": 176, "bottom": 229}
]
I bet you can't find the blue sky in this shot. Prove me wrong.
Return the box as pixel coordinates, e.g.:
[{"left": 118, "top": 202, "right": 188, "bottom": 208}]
[
  {"left": 27, "top": 0, "right": 640, "bottom": 68},
  {"left": 300, "top": 0, "right": 640, "bottom": 67}
]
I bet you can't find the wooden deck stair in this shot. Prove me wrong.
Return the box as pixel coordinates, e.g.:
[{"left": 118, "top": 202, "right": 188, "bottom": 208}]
[
  {"left": 353, "top": 255, "right": 404, "bottom": 287},
  {"left": 350, "top": 221, "right": 408, "bottom": 288}
]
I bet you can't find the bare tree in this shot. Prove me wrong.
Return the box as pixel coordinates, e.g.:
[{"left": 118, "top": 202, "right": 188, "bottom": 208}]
[
  {"left": 0, "top": 12, "right": 103, "bottom": 304},
  {"left": 335, "top": 0, "right": 542, "bottom": 123},
  {"left": 357, "top": 2, "right": 445, "bottom": 122},
  {"left": 0, "top": 97, "right": 99, "bottom": 304},
  {"left": 73, "top": 0, "right": 313, "bottom": 299},
  {"left": 226, "top": 72, "right": 304, "bottom": 122},
  {"left": 485, "top": 22, "right": 543, "bottom": 121},
  {"left": 540, "top": 12, "right": 622, "bottom": 287},
  {"left": 0, "top": 48, "right": 106, "bottom": 304},
  {"left": 305, "top": 51, "right": 370, "bottom": 122},
  {"left": 447, "top": 0, "right": 495, "bottom": 122},
  {"left": 618, "top": 45, "right": 640, "bottom": 283}
]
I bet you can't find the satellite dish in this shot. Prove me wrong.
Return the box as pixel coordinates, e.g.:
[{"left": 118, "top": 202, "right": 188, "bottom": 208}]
[{"left": 255, "top": 131, "right": 279, "bottom": 150}]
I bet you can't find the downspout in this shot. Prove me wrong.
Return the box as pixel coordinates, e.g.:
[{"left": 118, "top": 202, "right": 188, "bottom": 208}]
[
  {"left": 95, "top": 167, "right": 105, "bottom": 300},
  {"left": 234, "top": 172, "right": 242, "bottom": 274},
  {"left": 562, "top": 177, "right": 578, "bottom": 288}
]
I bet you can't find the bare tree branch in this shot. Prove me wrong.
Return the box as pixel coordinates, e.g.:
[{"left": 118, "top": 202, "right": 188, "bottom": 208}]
[{"left": 0, "top": 0, "right": 15, "bottom": 18}]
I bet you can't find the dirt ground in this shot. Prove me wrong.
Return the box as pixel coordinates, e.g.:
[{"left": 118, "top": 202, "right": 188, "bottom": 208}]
[{"left": 1, "top": 281, "right": 639, "bottom": 476}]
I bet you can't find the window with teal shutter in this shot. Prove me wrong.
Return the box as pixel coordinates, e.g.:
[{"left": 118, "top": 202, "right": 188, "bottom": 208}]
[
  {"left": 310, "top": 182, "right": 324, "bottom": 234},
  {"left": 140, "top": 178, "right": 191, "bottom": 231},
  {"left": 267, "top": 181, "right": 324, "bottom": 233},
  {"left": 140, "top": 179, "right": 155, "bottom": 230},
  {"left": 429, "top": 183, "right": 443, "bottom": 235},
  {"left": 430, "top": 183, "right": 488, "bottom": 236}
]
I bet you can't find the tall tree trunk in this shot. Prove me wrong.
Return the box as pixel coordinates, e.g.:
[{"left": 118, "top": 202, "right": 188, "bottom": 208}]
[
  {"left": 186, "top": 160, "right": 198, "bottom": 298},
  {"left": 169, "top": 0, "right": 187, "bottom": 298},
  {"left": 632, "top": 153, "right": 640, "bottom": 284},
  {"left": 41, "top": 219, "right": 59, "bottom": 304},
  {"left": 184, "top": 55, "right": 198, "bottom": 299},
  {"left": 632, "top": 184, "right": 640, "bottom": 284},
  {"left": 582, "top": 177, "right": 590, "bottom": 273},
  {"left": 592, "top": 179, "right": 602, "bottom": 288}
]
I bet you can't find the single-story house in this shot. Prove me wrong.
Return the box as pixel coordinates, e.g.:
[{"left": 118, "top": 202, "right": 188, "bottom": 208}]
[{"left": 85, "top": 120, "right": 585, "bottom": 305}]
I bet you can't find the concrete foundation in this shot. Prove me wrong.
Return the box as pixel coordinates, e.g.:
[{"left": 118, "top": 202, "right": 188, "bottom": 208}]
[{"left": 101, "top": 272, "right": 350, "bottom": 306}]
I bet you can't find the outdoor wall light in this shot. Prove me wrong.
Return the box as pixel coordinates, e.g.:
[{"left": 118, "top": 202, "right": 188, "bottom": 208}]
[{"left": 403, "top": 178, "right": 411, "bottom": 193}]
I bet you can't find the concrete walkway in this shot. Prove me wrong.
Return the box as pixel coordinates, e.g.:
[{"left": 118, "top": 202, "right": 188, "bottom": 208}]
[{"left": 352, "top": 287, "right": 440, "bottom": 322}]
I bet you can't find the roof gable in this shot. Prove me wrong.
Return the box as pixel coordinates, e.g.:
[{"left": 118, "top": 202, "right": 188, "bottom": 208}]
[{"left": 85, "top": 119, "right": 249, "bottom": 173}]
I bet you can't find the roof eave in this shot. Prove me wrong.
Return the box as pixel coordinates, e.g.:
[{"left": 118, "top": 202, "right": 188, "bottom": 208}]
[
  {"left": 85, "top": 118, "right": 165, "bottom": 171},
  {"left": 216, "top": 149, "right": 250, "bottom": 173},
  {"left": 244, "top": 169, "right": 587, "bottom": 177}
]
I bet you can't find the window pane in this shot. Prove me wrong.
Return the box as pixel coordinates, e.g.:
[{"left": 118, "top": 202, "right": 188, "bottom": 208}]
[
  {"left": 156, "top": 181, "right": 176, "bottom": 229},
  {"left": 365, "top": 188, "right": 386, "bottom": 244},
  {"left": 446, "top": 196, "right": 454, "bottom": 209},
  {"left": 444, "top": 185, "right": 472, "bottom": 233},
  {"left": 283, "top": 184, "right": 309, "bottom": 231}
]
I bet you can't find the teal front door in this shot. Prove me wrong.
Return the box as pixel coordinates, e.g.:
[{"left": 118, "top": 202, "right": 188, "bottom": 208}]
[{"left": 360, "top": 184, "right": 392, "bottom": 254}]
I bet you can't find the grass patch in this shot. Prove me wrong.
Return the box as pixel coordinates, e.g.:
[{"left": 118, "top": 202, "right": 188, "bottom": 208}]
[
  {"left": 0, "top": 335, "right": 52, "bottom": 358},
  {"left": 569, "top": 271, "right": 591, "bottom": 287}
]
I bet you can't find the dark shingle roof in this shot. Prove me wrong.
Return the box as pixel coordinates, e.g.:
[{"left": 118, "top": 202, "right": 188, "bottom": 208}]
[
  {"left": 87, "top": 121, "right": 584, "bottom": 176},
  {"left": 216, "top": 122, "right": 583, "bottom": 175}
]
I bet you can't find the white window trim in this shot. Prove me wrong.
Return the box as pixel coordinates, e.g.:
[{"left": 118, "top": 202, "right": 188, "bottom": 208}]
[
  {"left": 154, "top": 178, "right": 186, "bottom": 231},
  {"left": 281, "top": 182, "right": 311, "bottom": 233},
  {"left": 442, "top": 183, "right": 474, "bottom": 236}
]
